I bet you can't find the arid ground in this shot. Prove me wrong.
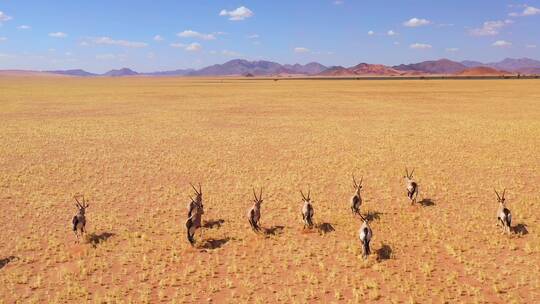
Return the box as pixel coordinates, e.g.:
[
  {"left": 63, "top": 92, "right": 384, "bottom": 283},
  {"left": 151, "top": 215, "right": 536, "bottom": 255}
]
[{"left": 0, "top": 77, "right": 539, "bottom": 303}]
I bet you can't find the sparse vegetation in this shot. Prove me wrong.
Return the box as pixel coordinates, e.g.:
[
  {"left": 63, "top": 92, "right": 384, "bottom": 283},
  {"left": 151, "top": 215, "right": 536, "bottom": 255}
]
[{"left": 0, "top": 77, "right": 539, "bottom": 302}]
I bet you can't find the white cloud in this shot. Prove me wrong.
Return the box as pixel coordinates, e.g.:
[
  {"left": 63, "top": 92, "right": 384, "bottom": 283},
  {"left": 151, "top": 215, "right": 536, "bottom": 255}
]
[
  {"left": 0, "top": 37, "right": 6, "bottom": 42},
  {"left": 446, "top": 48, "right": 459, "bottom": 52},
  {"left": 247, "top": 34, "right": 259, "bottom": 39},
  {"left": 49, "top": 32, "right": 67, "bottom": 38},
  {"left": 492, "top": 40, "right": 511, "bottom": 47},
  {"left": 0, "top": 11, "right": 12, "bottom": 23},
  {"left": 367, "top": 30, "right": 374, "bottom": 36},
  {"left": 469, "top": 20, "right": 512, "bottom": 36},
  {"left": 294, "top": 47, "right": 310, "bottom": 53},
  {"left": 410, "top": 43, "right": 432, "bottom": 49},
  {"left": 387, "top": 30, "right": 397, "bottom": 36},
  {"left": 171, "top": 42, "right": 201, "bottom": 52},
  {"left": 17, "top": 25, "right": 31, "bottom": 30},
  {"left": 222, "top": 50, "right": 241, "bottom": 57},
  {"left": 334, "top": 0, "right": 344, "bottom": 5},
  {"left": 526, "top": 44, "right": 537, "bottom": 48},
  {"left": 403, "top": 17, "right": 431, "bottom": 27},
  {"left": 509, "top": 6, "right": 540, "bottom": 17},
  {"left": 153, "top": 35, "right": 164, "bottom": 41},
  {"left": 177, "top": 30, "right": 216, "bottom": 40},
  {"left": 219, "top": 6, "right": 254, "bottom": 21},
  {"left": 185, "top": 42, "right": 202, "bottom": 52},
  {"left": 90, "top": 36, "right": 147, "bottom": 48}
]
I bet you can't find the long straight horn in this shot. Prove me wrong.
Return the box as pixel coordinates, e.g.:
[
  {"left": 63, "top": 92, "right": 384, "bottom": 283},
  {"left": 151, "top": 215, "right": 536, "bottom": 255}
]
[
  {"left": 188, "top": 195, "right": 195, "bottom": 202},
  {"left": 410, "top": 168, "right": 415, "bottom": 177},
  {"left": 502, "top": 189, "right": 506, "bottom": 199},
  {"left": 494, "top": 189, "right": 501, "bottom": 200},
  {"left": 352, "top": 174, "right": 358, "bottom": 188},
  {"left": 300, "top": 190, "right": 307, "bottom": 201},
  {"left": 259, "top": 187, "right": 263, "bottom": 201},
  {"left": 253, "top": 187, "right": 258, "bottom": 201},
  {"left": 190, "top": 183, "right": 199, "bottom": 195},
  {"left": 359, "top": 176, "right": 363, "bottom": 186},
  {"left": 74, "top": 196, "right": 82, "bottom": 208},
  {"left": 198, "top": 183, "right": 202, "bottom": 195},
  {"left": 405, "top": 168, "right": 409, "bottom": 178},
  {"left": 359, "top": 214, "right": 367, "bottom": 222},
  {"left": 307, "top": 188, "right": 311, "bottom": 200}
]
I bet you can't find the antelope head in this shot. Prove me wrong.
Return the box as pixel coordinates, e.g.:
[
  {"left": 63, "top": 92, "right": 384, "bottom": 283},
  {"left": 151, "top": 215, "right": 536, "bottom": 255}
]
[
  {"left": 252, "top": 187, "right": 263, "bottom": 207},
  {"left": 74, "top": 195, "right": 89, "bottom": 215},
  {"left": 352, "top": 174, "right": 363, "bottom": 196},
  {"left": 494, "top": 188, "right": 506, "bottom": 205}
]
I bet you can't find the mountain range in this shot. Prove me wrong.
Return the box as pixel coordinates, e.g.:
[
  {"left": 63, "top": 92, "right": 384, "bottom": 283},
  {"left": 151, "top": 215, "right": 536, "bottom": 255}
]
[{"left": 31, "top": 57, "right": 540, "bottom": 77}]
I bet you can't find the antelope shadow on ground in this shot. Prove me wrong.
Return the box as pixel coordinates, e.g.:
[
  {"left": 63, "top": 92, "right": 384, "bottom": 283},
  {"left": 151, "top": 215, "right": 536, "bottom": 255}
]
[
  {"left": 203, "top": 219, "right": 225, "bottom": 229},
  {"left": 365, "top": 211, "right": 383, "bottom": 221},
  {"left": 88, "top": 232, "right": 115, "bottom": 248},
  {"left": 418, "top": 198, "right": 435, "bottom": 207},
  {"left": 317, "top": 222, "right": 335, "bottom": 234},
  {"left": 200, "top": 237, "right": 230, "bottom": 249},
  {"left": 0, "top": 256, "right": 18, "bottom": 270},
  {"left": 513, "top": 223, "right": 528, "bottom": 235},
  {"left": 376, "top": 244, "right": 393, "bottom": 261},
  {"left": 263, "top": 225, "right": 285, "bottom": 236}
]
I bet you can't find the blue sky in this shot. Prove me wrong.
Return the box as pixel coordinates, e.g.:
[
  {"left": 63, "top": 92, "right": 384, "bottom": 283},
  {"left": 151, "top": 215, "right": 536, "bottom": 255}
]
[{"left": 0, "top": 0, "right": 539, "bottom": 73}]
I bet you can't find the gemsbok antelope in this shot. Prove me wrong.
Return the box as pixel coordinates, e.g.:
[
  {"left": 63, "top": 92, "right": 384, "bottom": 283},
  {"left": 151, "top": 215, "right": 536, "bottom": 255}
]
[
  {"left": 350, "top": 175, "right": 363, "bottom": 215},
  {"left": 72, "top": 195, "right": 89, "bottom": 243},
  {"left": 301, "top": 189, "right": 314, "bottom": 229},
  {"left": 495, "top": 189, "right": 512, "bottom": 234},
  {"left": 404, "top": 168, "right": 419, "bottom": 204},
  {"left": 358, "top": 214, "right": 372, "bottom": 259},
  {"left": 247, "top": 187, "right": 263, "bottom": 232},
  {"left": 186, "top": 183, "right": 204, "bottom": 245}
]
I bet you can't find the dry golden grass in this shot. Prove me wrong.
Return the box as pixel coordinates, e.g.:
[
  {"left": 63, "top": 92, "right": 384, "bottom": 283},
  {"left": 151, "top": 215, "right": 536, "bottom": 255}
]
[{"left": 0, "top": 77, "right": 539, "bottom": 303}]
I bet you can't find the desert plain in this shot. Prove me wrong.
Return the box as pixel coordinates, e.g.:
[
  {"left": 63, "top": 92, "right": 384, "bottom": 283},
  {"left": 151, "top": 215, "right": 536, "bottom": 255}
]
[{"left": 0, "top": 77, "right": 539, "bottom": 303}]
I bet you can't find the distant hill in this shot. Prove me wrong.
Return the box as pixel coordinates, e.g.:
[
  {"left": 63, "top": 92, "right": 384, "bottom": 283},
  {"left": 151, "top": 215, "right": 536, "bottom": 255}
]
[
  {"left": 457, "top": 67, "right": 509, "bottom": 76},
  {"left": 45, "top": 69, "right": 97, "bottom": 77},
  {"left": 318, "top": 63, "right": 403, "bottom": 76},
  {"left": 9, "top": 57, "right": 540, "bottom": 77},
  {"left": 283, "top": 62, "right": 327, "bottom": 75},
  {"left": 318, "top": 66, "right": 351, "bottom": 76},
  {"left": 460, "top": 60, "right": 486, "bottom": 68},
  {"left": 191, "top": 59, "right": 289, "bottom": 76},
  {"left": 393, "top": 59, "right": 467, "bottom": 74},
  {"left": 459, "top": 58, "right": 540, "bottom": 74},
  {"left": 103, "top": 68, "right": 139, "bottom": 77},
  {"left": 0, "top": 70, "right": 67, "bottom": 77},
  {"left": 487, "top": 58, "right": 540, "bottom": 73},
  {"left": 143, "top": 69, "right": 195, "bottom": 76}
]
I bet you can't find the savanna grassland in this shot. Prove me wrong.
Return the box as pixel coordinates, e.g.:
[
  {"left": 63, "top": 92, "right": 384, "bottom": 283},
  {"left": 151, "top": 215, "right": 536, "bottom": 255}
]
[{"left": 0, "top": 76, "right": 539, "bottom": 303}]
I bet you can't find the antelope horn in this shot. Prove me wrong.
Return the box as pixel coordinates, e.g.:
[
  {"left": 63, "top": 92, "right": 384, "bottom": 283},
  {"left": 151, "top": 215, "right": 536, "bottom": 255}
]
[
  {"left": 259, "top": 187, "right": 263, "bottom": 201},
  {"left": 494, "top": 189, "right": 501, "bottom": 200},
  {"left": 190, "top": 183, "right": 199, "bottom": 195},
  {"left": 253, "top": 187, "right": 258, "bottom": 201},
  {"left": 300, "top": 190, "right": 306, "bottom": 201},
  {"left": 307, "top": 188, "right": 311, "bottom": 200},
  {"left": 359, "top": 176, "right": 363, "bottom": 186},
  {"left": 74, "top": 196, "right": 82, "bottom": 208},
  {"left": 352, "top": 174, "right": 358, "bottom": 188},
  {"left": 502, "top": 188, "right": 506, "bottom": 199},
  {"left": 198, "top": 183, "right": 202, "bottom": 195},
  {"left": 410, "top": 169, "right": 415, "bottom": 177}
]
